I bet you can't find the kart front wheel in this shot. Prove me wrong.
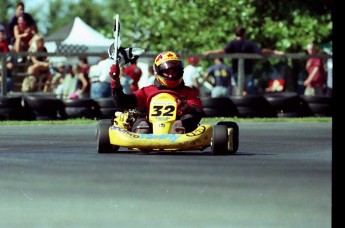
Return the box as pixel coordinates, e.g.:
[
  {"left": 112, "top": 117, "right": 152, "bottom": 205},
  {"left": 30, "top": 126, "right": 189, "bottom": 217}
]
[
  {"left": 97, "top": 119, "right": 119, "bottom": 153},
  {"left": 211, "top": 125, "right": 229, "bottom": 155},
  {"left": 217, "top": 121, "right": 239, "bottom": 154}
]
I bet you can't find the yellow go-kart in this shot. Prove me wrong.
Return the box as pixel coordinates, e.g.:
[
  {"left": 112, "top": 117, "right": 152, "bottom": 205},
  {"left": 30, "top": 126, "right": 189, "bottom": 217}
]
[{"left": 96, "top": 91, "right": 239, "bottom": 155}]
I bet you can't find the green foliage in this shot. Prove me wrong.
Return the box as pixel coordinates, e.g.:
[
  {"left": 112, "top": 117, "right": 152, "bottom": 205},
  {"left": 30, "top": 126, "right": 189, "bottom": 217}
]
[
  {"left": 116, "top": 0, "right": 332, "bottom": 53},
  {"left": 1, "top": 0, "right": 332, "bottom": 54}
]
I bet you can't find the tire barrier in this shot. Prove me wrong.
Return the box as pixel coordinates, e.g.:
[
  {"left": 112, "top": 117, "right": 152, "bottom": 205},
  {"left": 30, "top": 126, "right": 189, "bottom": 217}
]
[
  {"left": 62, "top": 98, "right": 100, "bottom": 119},
  {"left": 94, "top": 98, "right": 124, "bottom": 119},
  {"left": 23, "top": 95, "right": 67, "bottom": 120},
  {"left": 0, "top": 95, "right": 33, "bottom": 120},
  {"left": 0, "top": 94, "right": 332, "bottom": 120},
  {"left": 264, "top": 92, "right": 314, "bottom": 117},
  {"left": 201, "top": 97, "right": 238, "bottom": 117},
  {"left": 229, "top": 95, "right": 277, "bottom": 118},
  {"left": 300, "top": 96, "right": 332, "bottom": 117}
]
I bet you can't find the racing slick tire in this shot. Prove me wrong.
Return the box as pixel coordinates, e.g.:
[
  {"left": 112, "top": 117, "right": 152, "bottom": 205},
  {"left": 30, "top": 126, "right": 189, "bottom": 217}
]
[
  {"left": 211, "top": 125, "right": 229, "bottom": 156},
  {"left": 217, "top": 121, "right": 239, "bottom": 154},
  {"left": 97, "top": 119, "right": 119, "bottom": 153}
]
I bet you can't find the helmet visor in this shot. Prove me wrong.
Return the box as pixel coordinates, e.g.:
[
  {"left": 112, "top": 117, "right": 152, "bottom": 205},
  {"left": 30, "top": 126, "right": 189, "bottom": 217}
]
[{"left": 156, "top": 60, "right": 184, "bottom": 80}]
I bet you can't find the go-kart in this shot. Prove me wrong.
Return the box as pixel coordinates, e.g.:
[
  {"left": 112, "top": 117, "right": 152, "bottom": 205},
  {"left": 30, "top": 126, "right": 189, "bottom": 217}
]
[{"left": 96, "top": 90, "right": 239, "bottom": 155}]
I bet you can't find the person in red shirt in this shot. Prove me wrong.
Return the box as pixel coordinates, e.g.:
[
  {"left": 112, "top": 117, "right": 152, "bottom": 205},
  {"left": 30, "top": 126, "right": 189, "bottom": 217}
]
[
  {"left": 109, "top": 51, "right": 204, "bottom": 133},
  {"left": 124, "top": 61, "right": 142, "bottom": 92},
  {"left": 0, "top": 28, "right": 14, "bottom": 93},
  {"left": 304, "top": 42, "right": 327, "bottom": 96},
  {"left": 0, "top": 29, "right": 10, "bottom": 52},
  {"left": 13, "top": 14, "right": 36, "bottom": 53}
]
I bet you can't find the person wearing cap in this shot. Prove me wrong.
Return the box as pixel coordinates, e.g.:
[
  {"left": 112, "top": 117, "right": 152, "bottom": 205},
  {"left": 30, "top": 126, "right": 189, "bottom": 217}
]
[
  {"left": 183, "top": 57, "right": 201, "bottom": 92},
  {"left": 109, "top": 51, "right": 204, "bottom": 134}
]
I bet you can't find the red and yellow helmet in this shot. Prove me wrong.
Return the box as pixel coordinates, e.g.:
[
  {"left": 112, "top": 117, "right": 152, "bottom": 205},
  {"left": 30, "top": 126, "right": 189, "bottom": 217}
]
[{"left": 153, "top": 51, "right": 184, "bottom": 88}]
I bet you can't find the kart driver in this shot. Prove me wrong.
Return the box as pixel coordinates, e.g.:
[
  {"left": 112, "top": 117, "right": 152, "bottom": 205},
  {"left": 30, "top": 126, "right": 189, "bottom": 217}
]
[{"left": 109, "top": 51, "right": 204, "bottom": 134}]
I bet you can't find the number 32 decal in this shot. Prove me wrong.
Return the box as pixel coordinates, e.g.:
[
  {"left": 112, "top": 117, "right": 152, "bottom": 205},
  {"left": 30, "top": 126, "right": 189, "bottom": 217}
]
[{"left": 151, "top": 105, "right": 175, "bottom": 116}]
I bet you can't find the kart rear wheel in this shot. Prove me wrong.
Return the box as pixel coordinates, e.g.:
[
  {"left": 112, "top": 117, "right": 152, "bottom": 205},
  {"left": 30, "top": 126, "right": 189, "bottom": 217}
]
[
  {"left": 97, "top": 119, "right": 119, "bottom": 153},
  {"left": 211, "top": 125, "right": 229, "bottom": 155}
]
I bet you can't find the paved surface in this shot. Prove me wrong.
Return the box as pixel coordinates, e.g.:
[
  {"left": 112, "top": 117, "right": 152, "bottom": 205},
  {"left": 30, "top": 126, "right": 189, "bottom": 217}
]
[{"left": 0, "top": 122, "right": 332, "bottom": 227}]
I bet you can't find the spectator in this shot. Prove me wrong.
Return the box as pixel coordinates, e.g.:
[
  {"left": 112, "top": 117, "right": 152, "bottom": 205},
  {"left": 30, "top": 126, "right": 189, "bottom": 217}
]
[
  {"left": 8, "top": 2, "right": 37, "bottom": 45},
  {"left": 204, "top": 58, "right": 233, "bottom": 98},
  {"left": 326, "top": 56, "right": 332, "bottom": 97},
  {"left": 0, "top": 24, "right": 8, "bottom": 40},
  {"left": 183, "top": 57, "right": 201, "bottom": 92},
  {"left": 51, "top": 62, "right": 66, "bottom": 98},
  {"left": 124, "top": 61, "right": 142, "bottom": 92},
  {"left": 69, "top": 65, "right": 89, "bottom": 99},
  {"left": 77, "top": 56, "right": 90, "bottom": 97},
  {"left": 146, "top": 65, "right": 156, "bottom": 86},
  {"left": 323, "top": 42, "right": 332, "bottom": 97},
  {"left": 119, "top": 66, "right": 134, "bottom": 94},
  {"left": 90, "top": 55, "right": 113, "bottom": 99},
  {"left": 0, "top": 26, "right": 10, "bottom": 53},
  {"left": 13, "top": 14, "right": 36, "bottom": 54},
  {"left": 303, "top": 42, "right": 327, "bottom": 96},
  {"left": 60, "top": 65, "right": 78, "bottom": 99},
  {"left": 0, "top": 27, "right": 14, "bottom": 93},
  {"left": 203, "top": 26, "right": 284, "bottom": 95},
  {"left": 26, "top": 34, "right": 51, "bottom": 92}
]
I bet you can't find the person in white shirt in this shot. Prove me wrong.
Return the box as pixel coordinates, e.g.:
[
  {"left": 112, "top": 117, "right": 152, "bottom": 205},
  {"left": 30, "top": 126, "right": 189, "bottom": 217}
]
[
  {"left": 90, "top": 55, "right": 113, "bottom": 99},
  {"left": 183, "top": 57, "right": 201, "bottom": 91}
]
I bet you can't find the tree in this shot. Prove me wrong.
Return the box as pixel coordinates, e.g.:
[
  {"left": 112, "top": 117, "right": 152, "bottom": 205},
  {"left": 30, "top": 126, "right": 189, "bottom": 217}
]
[{"left": 113, "top": 0, "right": 332, "bottom": 53}]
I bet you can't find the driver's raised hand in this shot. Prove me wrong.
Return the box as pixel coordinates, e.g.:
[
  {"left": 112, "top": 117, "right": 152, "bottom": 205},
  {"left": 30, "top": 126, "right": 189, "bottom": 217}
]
[{"left": 109, "top": 64, "right": 121, "bottom": 89}]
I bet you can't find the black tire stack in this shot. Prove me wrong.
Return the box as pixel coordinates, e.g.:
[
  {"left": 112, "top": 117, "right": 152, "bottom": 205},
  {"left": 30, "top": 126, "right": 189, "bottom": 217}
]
[
  {"left": 300, "top": 96, "right": 332, "bottom": 117},
  {"left": 201, "top": 97, "right": 238, "bottom": 117},
  {"left": 0, "top": 95, "right": 33, "bottom": 120},
  {"left": 94, "top": 98, "right": 123, "bottom": 119},
  {"left": 23, "top": 95, "right": 67, "bottom": 120},
  {"left": 62, "top": 98, "right": 101, "bottom": 119},
  {"left": 264, "top": 92, "right": 313, "bottom": 117},
  {"left": 229, "top": 95, "right": 277, "bottom": 118}
]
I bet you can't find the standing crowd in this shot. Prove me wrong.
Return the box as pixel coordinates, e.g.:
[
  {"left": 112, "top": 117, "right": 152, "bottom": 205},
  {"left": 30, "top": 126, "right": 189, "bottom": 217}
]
[{"left": 1, "top": 2, "right": 332, "bottom": 98}]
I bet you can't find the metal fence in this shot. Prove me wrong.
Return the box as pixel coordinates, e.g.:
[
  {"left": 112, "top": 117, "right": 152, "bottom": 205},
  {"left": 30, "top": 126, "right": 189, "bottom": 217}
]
[{"left": 0, "top": 51, "right": 332, "bottom": 96}]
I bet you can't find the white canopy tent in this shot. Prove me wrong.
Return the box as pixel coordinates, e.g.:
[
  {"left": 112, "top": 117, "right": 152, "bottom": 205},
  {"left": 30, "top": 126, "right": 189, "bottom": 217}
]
[{"left": 45, "top": 17, "right": 114, "bottom": 53}]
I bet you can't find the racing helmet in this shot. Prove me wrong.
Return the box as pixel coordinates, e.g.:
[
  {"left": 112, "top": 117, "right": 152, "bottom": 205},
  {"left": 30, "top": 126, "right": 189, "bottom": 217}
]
[{"left": 153, "top": 51, "right": 184, "bottom": 88}]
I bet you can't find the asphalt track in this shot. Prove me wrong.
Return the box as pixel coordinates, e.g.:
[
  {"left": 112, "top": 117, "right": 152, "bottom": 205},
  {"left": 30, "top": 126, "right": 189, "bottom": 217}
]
[{"left": 0, "top": 122, "right": 331, "bottom": 227}]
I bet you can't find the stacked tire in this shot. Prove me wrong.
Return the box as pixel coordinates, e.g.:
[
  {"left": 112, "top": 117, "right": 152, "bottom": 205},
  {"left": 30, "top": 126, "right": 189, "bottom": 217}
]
[
  {"left": 63, "top": 98, "right": 100, "bottom": 119},
  {"left": 0, "top": 96, "right": 33, "bottom": 120},
  {"left": 264, "top": 92, "right": 313, "bottom": 117},
  {"left": 201, "top": 97, "right": 238, "bottom": 117},
  {"left": 229, "top": 95, "right": 277, "bottom": 118},
  {"left": 94, "top": 98, "right": 123, "bottom": 119},
  {"left": 23, "top": 95, "right": 67, "bottom": 120},
  {"left": 300, "top": 96, "right": 332, "bottom": 117}
]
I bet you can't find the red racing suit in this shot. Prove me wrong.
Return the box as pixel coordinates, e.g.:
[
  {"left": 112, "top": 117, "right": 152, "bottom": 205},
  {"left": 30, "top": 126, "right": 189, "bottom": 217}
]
[{"left": 112, "top": 80, "right": 204, "bottom": 132}]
